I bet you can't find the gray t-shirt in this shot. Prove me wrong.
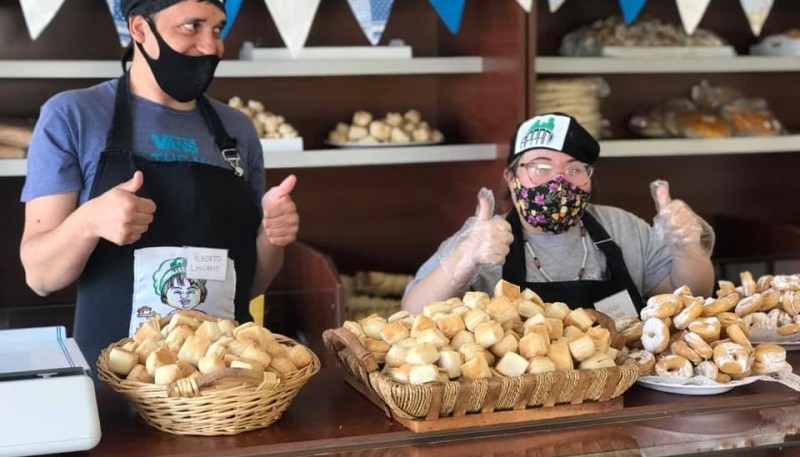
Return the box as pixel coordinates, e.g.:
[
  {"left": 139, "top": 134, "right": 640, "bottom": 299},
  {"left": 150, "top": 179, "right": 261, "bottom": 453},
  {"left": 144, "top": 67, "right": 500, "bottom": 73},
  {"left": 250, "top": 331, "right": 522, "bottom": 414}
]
[
  {"left": 21, "top": 79, "right": 265, "bottom": 205},
  {"left": 406, "top": 204, "right": 672, "bottom": 298}
]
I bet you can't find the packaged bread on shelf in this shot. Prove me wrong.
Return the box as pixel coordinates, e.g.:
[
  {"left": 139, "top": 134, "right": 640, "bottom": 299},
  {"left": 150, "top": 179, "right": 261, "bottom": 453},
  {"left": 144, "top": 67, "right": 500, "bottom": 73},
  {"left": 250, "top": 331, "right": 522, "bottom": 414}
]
[{"left": 327, "top": 110, "right": 444, "bottom": 146}]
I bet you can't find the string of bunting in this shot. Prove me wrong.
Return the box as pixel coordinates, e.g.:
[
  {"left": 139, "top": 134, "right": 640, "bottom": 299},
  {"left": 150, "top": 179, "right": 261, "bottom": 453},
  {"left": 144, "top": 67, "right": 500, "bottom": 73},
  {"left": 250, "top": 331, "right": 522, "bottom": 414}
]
[{"left": 17, "top": 0, "right": 780, "bottom": 50}]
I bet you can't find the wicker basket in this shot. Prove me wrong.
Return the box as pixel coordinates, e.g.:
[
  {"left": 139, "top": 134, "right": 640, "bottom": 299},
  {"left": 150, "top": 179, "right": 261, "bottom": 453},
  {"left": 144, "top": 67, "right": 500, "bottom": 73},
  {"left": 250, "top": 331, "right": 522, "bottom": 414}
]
[
  {"left": 98, "top": 312, "right": 320, "bottom": 436},
  {"left": 323, "top": 309, "right": 639, "bottom": 423}
]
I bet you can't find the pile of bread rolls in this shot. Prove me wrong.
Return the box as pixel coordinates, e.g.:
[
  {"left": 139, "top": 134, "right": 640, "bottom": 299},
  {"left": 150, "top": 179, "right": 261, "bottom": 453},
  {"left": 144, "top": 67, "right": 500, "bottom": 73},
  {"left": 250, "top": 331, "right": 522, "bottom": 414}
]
[
  {"left": 106, "top": 311, "right": 315, "bottom": 386},
  {"left": 342, "top": 280, "right": 626, "bottom": 385},
  {"left": 228, "top": 97, "right": 299, "bottom": 140},
  {"left": 618, "top": 274, "right": 793, "bottom": 383},
  {"left": 327, "top": 109, "right": 444, "bottom": 146}
]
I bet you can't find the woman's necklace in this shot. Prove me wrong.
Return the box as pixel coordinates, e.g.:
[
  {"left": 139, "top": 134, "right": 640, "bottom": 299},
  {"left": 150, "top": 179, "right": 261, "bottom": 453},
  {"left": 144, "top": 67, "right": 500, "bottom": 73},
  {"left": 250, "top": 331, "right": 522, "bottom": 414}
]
[{"left": 523, "top": 221, "right": 588, "bottom": 282}]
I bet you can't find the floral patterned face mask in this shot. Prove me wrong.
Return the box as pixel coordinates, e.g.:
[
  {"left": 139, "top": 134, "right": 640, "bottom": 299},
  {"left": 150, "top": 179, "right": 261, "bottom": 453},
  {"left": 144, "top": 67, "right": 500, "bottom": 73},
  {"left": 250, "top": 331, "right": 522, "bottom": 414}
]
[{"left": 512, "top": 175, "right": 591, "bottom": 233}]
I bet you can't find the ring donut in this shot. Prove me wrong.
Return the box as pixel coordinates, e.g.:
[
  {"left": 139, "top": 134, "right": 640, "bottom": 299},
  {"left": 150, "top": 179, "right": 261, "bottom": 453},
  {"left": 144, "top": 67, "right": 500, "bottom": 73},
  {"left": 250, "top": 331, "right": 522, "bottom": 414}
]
[
  {"left": 684, "top": 331, "right": 713, "bottom": 359},
  {"left": 673, "top": 297, "right": 704, "bottom": 330},
  {"left": 777, "top": 323, "right": 800, "bottom": 336},
  {"left": 702, "top": 292, "right": 741, "bottom": 317},
  {"left": 687, "top": 317, "right": 721, "bottom": 342},
  {"left": 655, "top": 354, "right": 693, "bottom": 379},
  {"left": 735, "top": 294, "right": 763, "bottom": 316},
  {"left": 772, "top": 275, "right": 800, "bottom": 291},
  {"left": 642, "top": 294, "right": 683, "bottom": 320},
  {"left": 641, "top": 317, "right": 670, "bottom": 354},
  {"left": 716, "top": 280, "right": 736, "bottom": 298},
  {"left": 627, "top": 349, "right": 656, "bottom": 375},
  {"left": 725, "top": 324, "right": 753, "bottom": 353},
  {"left": 621, "top": 321, "right": 644, "bottom": 346},
  {"left": 694, "top": 360, "right": 719, "bottom": 381},
  {"left": 740, "top": 271, "right": 757, "bottom": 297},
  {"left": 756, "top": 274, "right": 774, "bottom": 293},
  {"left": 713, "top": 342, "right": 750, "bottom": 375},
  {"left": 671, "top": 340, "right": 702, "bottom": 364},
  {"left": 717, "top": 312, "right": 751, "bottom": 338},
  {"left": 760, "top": 290, "right": 781, "bottom": 312},
  {"left": 768, "top": 308, "right": 793, "bottom": 327}
]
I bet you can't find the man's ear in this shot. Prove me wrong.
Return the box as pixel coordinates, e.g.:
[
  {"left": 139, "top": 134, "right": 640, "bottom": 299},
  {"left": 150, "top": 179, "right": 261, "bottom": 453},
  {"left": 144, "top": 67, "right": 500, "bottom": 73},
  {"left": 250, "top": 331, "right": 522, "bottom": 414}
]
[{"left": 129, "top": 16, "right": 147, "bottom": 43}]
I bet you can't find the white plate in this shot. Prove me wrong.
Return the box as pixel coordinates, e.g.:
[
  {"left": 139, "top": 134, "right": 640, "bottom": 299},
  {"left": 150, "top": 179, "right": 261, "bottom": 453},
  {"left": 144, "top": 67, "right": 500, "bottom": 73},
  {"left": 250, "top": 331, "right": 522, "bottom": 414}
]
[
  {"left": 636, "top": 376, "right": 759, "bottom": 396},
  {"left": 325, "top": 139, "right": 443, "bottom": 148}
]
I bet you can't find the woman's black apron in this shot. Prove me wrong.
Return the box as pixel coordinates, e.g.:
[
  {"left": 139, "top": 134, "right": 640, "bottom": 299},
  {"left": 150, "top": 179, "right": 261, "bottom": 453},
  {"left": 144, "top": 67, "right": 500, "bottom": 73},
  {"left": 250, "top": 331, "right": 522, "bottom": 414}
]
[
  {"left": 74, "top": 74, "right": 261, "bottom": 371},
  {"left": 503, "top": 211, "right": 645, "bottom": 312}
]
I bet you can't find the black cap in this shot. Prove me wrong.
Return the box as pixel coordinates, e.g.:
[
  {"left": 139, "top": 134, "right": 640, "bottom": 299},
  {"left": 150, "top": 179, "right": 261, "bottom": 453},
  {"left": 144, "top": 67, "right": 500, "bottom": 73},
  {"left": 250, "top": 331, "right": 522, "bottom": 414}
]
[
  {"left": 508, "top": 113, "right": 600, "bottom": 165},
  {"left": 121, "top": 0, "right": 225, "bottom": 18}
]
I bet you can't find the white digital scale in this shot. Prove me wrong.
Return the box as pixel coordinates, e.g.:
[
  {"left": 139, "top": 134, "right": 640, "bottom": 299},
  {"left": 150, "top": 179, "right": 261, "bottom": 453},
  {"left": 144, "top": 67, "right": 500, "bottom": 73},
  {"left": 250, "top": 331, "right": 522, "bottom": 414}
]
[{"left": 0, "top": 326, "right": 101, "bottom": 457}]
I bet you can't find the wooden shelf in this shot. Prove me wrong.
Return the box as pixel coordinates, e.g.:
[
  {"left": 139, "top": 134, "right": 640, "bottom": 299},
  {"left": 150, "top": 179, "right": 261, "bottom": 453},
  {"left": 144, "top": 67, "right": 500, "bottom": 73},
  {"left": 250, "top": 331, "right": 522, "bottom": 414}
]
[
  {"left": 263, "top": 144, "right": 498, "bottom": 168},
  {"left": 536, "top": 56, "right": 800, "bottom": 74},
  {"left": 0, "top": 145, "right": 498, "bottom": 177},
  {"left": 0, "top": 57, "right": 484, "bottom": 79},
  {"left": 600, "top": 135, "right": 800, "bottom": 158}
]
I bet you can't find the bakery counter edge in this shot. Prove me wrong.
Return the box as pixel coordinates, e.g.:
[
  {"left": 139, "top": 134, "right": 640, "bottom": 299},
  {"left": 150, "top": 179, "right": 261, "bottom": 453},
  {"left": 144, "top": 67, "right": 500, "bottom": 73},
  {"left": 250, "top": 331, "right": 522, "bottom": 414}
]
[{"left": 69, "top": 356, "right": 800, "bottom": 457}]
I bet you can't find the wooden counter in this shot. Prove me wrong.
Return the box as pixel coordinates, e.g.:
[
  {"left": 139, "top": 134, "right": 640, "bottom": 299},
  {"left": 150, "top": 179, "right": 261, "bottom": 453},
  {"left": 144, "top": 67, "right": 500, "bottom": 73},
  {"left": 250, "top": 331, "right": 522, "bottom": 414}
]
[{"left": 67, "top": 352, "right": 800, "bottom": 457}]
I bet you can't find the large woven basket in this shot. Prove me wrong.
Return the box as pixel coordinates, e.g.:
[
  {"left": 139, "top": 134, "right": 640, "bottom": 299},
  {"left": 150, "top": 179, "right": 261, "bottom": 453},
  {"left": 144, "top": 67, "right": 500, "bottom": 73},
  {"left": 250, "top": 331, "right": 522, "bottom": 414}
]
[
  {"left": 323, "top": 309, "right": 639, "bottom": 422},
  {"left": 98, "top": 312, "right": 320, "bottom": 436}
]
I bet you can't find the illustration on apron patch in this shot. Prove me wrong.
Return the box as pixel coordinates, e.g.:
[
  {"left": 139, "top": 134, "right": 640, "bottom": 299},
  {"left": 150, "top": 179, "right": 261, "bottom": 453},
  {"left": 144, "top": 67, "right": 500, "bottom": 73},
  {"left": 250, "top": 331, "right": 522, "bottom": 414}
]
[{"left": 130, "top": 246, "right": 237, "bottom": 335}]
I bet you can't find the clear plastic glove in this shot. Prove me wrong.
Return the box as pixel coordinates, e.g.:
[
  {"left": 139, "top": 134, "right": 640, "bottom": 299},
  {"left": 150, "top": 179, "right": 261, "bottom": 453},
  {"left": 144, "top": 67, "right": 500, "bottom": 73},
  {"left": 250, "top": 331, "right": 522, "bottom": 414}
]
[
  {"left": 650, "top": 179, "right": 715, "bottom": 258},
  {"left": 438, "top": 188, "right": 514, "bottom": 289}
]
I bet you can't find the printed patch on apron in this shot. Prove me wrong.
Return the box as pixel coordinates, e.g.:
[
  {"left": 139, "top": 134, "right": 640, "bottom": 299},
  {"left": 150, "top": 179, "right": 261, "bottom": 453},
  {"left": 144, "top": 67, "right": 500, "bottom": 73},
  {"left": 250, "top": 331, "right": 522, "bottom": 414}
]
[{"left": 129, "top": 246, "right": 236, "bottom": 335}]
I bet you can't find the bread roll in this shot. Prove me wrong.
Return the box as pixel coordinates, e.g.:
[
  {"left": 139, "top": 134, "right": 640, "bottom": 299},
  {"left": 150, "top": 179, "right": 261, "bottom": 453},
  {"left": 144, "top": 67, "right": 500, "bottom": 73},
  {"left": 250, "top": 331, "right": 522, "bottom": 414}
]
[
  {"left": 423, "top": 301, "right": 453, "bottom": 317},
  {"left": 288, "top": 345, "right": 314, "bottom": 368},
  {"left": 178, "top": 336, "right": 211, "bottom": 366},
  {"left": 523, "top": 314, "right": 547, "bottom": 334},
  {"left": 464, "top": 309, "right": 490, "bottom": 332},
  {"left": 493, "top": 279, "right": 521, "bottom": 299},
  {"left": 237, "top": 326, "right": 273, "bottom": 348},
  {"left": 167, "top": 312, "right": 201, "bottom": 332},
  {"left": 343, "top": 320, "right": 367, "bottom": 340},
  {"left": 385, "top": 345, "right": 409, "bottom": 368},
  {"left": 579, "top": 352, "right": 616, "bottom": 369},
  {"left": 414, "top": 328, "right": 449, "bottom": 349},
  {"left": 195, "top": 321, "right": 223, "bottom": 343},
  {"left": 564, "top": 309, "right": 595, "bottom": 331},
  {"left": 405, "top": 343, "right": 440, "bottom": 365},
  {"left": 198, "top": 354, "right": 226, "bottom": 374},
  {"left": 388, "top": 310, "right": 411, "bottom": 323},
  {"left": 145, "top": 347, "right": 179, "bottom": 376},
  {"left": 352, "top": 111, "right": 373, "bottom": 127},
  {"left": 409, "top": 364, "right": 439, "bottom": 384},
  {"left": 404, "top": 109, "right": 422, "bottom": 125},
  {"left": 217, "top": 319, "right": 237, "bottom": 335},
  {"left": 384, "top": 364, "right": 412, "bottom": 384},
  {"left": 380, "top": 321, "right": 409, "bottom": 345},
  {"left": 125, "top": 364, "right": 154, "bottom": 383},
  {"left": 521, "top": 288, "right": 545, "bottom": 306},
  {"left": 360, "top": 316, "right": 387, "bottom": 340},
  {"left": 548, "top": 341, "right": 574, "bottom": 371},
  {"left": 411, "top": 315, "right": 437, "bottom": 336},
  {"left": 449, "top": 330, "right": 476, "bottom": 350},
  {"left": 527, "top": 356, "right": 556, "bottom": 374},
  {"left": 438, "top": 350, "right": 463, "bottom": 379},
  {"left": 226, "top": 338, "right": 255, "bottom": 356},
  {"left": 586, "top": 326, "right": 611, "bottom": 353},
  {"left": 519, "top": 332, "right": 549, "bottom": 359},
  {"left": 165, "top": 324, "right": 194, "bottom": 352},
  {"left": 474, "top": 321, "right": 504, "bottom": 348},
  {"left": 108, "top": 348, "right": 139, "bottom": 375},
  {"left": 436, "top": 313, "right": 466, "bottom": 338},
  {"left": 543, "top": 318, "right": 564, "bottom": 341},
  {"left": 230, "top": 359, "right": 265, "bottom": 371},
  {"left": 487, "top": 297, "right": 518, "bottom": 323},
  {"left": 154, "top": 364, "right": 183, "bottom": 385},
  {"left": 458, "top": 342, "right": 487, "bottom": 363},
  {"left": 568, "top": 335, "right": 597, "bottom": 362},
  {"left": 134, "top": 322, "right": 164, "bottom": 343},
  {"left": 135, "top": 339, "right": 161, "bottom": 364},
  {"left": 496, "top": 352, "right": 528, "bottom": 377},
  {"left": 462, "top": 291, "right": 490, "bottom": 310},
  {"left": 518, "top": 300, "right": 545, "bottom": 319},
  {"left": 264, "top": 339, "right": 288, "bottom": 358},
  {"left": 563, "top": 325, "right": 585, "bottom": 342},
  {"left": 460, "top": 356, "right": 492, "bottom": 380},
  {"left": 176, "top": 360, "right": 197, "bottom": 378},
  {"left": 241, "top": 345, "right": 273, "bottom": 367},
  {"left": 269, "top": 357, "right": 297, "bottom": 376},
  {"left": 490, "top": 332, "right": 520, "bottom": 358}
]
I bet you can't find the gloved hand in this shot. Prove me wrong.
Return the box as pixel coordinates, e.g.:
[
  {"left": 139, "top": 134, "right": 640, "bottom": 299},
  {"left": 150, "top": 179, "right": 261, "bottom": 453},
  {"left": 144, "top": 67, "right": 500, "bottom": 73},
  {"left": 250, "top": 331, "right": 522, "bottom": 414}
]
[
  {"left": 439, "top": 188, "right": 514, "bottom": 288},
  {"left": 650, "top": 179, "right": 714, "bottom": 258}
]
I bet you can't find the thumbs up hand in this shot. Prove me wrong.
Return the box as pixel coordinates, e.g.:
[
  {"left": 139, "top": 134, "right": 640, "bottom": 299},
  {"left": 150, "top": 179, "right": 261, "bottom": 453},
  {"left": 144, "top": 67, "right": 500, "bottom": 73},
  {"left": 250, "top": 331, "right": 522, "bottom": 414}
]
[
  {"left": 261, "top": 175, "right": 299, "bottom": 247},
  {"left": 440, "top": 188, "right": 513, "bottom": 288},
  {"left": 91, "top": 170, "right": 156, "bottom": 245},
  {"left": 650, "top": 179, "right": 714, "bottom": 258}
]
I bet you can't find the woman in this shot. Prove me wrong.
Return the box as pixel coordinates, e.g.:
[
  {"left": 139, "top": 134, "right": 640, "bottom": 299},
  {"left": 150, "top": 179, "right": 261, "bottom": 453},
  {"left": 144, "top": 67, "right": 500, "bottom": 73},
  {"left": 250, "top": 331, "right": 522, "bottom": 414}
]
[{"left": 402, "top": 113, "right": 714, "bottom": 318}]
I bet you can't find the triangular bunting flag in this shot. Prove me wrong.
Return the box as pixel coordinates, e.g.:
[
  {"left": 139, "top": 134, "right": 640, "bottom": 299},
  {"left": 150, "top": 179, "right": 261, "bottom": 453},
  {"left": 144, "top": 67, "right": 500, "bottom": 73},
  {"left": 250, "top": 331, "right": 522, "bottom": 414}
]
[
  {"left": 264, "top": 0, "right": 322, "bottom": 57},
  {"left": 548, "top": 0, "right": 567, "bottom": 13},
  {"left": 515, "top": 0, "right": 532, "bottom": 13},
  {"left": 676, "top": 0, "right": 710, "bottom": 35},
  {"left": 221, "top": 0, "right": 243, "bottom": 39},
  {"left": 618, "top": 0, "right": 646, "bottom": 24},
  {"left": 739, "top": 0, "right": 774, "bottom": 36},
  {"left": 427, "top": 0, "right": 466, "bottom": 35},
  {"left": 347, "top": 0, "right": 396, "bottom": 45},
  {"left": 19, "top": 0, "right": 67, "bottom": 40},
  {"left": 105, "top": 0, "right": 130, "bottom": 47}
]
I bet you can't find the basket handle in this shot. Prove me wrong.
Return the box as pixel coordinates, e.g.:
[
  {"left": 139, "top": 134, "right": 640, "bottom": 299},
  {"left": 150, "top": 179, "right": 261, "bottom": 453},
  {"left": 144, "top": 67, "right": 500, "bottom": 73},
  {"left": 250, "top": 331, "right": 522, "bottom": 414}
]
[
  {"left": 166, "top": 367, "right": 273, "bottom": 398},
  {"left": 323, "top": 328, "right": 380, "bottom": 374},
  {"left": 585, "top": 309, "right": 626, "bottom": 350}
]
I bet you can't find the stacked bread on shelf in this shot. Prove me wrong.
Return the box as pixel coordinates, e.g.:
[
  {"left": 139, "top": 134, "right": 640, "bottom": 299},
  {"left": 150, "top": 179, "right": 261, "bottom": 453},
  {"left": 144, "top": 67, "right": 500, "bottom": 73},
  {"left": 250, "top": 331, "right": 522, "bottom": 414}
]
[
  {"left": 0, "top": 120, "right": 33, "bottom": 158},
  {"left": 327, "top": 109, "right": 444, "bottom": 146},
  {"left": 343, "top": 280, "right": 626, "bottom": 385},
  {"left": 534, "top": 78, "right": 609, "bottom": 139},
  {"left": 618, "top": 272, "right": 795, "bottom": 382},
  {"left": 341, "top": 271, "right": 413, "bottom": 321},
  {"left": 106, "top": 310, "right": 315, "bottom": 385},
  {"left": 228, "top": 96, "right": 299, "bottom": 140}
]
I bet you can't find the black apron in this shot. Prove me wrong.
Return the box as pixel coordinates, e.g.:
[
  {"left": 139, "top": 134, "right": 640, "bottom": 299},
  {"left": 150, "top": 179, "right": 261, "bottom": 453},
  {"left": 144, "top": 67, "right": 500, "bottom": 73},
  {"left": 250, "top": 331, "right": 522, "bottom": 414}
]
[
  {"left": 502, "top": 210, "right": 645, "bottom": 312},
  {"left": 74, "top": 74, "right": 261, "bottom": 371}
]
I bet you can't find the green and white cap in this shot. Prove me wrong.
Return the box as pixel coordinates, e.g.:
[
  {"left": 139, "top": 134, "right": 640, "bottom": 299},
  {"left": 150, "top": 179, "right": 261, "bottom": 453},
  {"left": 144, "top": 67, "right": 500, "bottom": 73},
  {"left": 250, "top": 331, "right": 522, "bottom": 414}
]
[{"left": 508, "top": 113, "right": 600, "bottom": 165}]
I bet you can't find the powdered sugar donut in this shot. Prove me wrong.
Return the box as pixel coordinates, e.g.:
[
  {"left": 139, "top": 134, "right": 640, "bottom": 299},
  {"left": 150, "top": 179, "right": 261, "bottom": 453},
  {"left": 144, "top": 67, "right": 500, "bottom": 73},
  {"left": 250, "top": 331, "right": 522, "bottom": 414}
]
[
  {"left": 627, "top": 349, "right": 656, "bottom": 375},
  {"left": 687, "top": 317, "right": 721, "bottom": 342},
  {"left": 713, "top": 342, "right": 750, "bottom": 375},
  {"left": 642, "top": 294, "right": 683, "bottom": 320},
  {"left": 694, "top": 360, "right": 719, "bottom": 380},
  {"left": 684, "top": 331, "right": 713, "bottom": 359},
  {"left": 655, "top": 354, "right": 693, "bottom": 379},
  {"left": 673, "top": 297, "right": 703, "bottom": 330},
  {"left": 641, "top": 317, "right": 670, "bottom": 354}
]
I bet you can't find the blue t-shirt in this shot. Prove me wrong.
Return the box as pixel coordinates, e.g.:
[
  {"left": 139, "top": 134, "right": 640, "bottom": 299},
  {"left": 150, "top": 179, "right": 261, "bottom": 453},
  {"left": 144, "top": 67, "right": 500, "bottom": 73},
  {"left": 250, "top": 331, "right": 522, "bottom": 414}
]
[{"left": 21, "top": 79, "right": 265, "bottom": 205}]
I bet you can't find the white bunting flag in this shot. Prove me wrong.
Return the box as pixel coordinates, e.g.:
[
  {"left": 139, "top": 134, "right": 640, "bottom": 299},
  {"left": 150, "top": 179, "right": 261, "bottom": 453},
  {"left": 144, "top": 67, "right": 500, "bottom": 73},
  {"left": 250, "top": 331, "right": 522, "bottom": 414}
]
[
  {"left": 548, "top": 0, "right": 567, "bottom": 13},
  {"left": 676, "top": 0, "right": 710, "bottom": 35},
  {"left": 19, "top": 0, "right": 67, "bottom": 40},
  {"left": 515, "top": 0, "right": 532, "bottom": 13},
  {"left": 739, "top": 0, "right": 774, "bottom": 36},
  {"left": 347, "top": 0, "right": 395, "bottom": 45},
  {"left": 264, "top": 0, "right": 322, "bottom": 57}
]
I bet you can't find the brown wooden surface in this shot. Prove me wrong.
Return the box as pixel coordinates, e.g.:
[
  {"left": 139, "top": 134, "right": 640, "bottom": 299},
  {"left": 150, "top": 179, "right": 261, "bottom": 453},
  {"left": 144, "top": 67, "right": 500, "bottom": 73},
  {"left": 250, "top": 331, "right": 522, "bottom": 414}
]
[{"left": 67, "top": 352, "right": 800, "bottom": 457}]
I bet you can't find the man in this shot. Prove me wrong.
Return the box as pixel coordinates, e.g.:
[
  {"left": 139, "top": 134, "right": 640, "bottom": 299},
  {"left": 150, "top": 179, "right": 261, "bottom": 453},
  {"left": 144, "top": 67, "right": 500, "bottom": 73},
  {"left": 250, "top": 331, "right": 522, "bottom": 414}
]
[{"left": 19, "top": 0, "right": 299, "bottom": 369}]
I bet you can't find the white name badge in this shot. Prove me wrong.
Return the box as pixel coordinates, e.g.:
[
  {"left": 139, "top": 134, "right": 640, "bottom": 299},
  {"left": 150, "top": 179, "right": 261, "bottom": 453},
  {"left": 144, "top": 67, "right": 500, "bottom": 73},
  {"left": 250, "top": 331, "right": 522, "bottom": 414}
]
[
  {"left": 594, "top": 289, "right": 639, "bottom": 321},
  {"left": 185, "top": 247, "right": 228, "bottom": 281}
]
